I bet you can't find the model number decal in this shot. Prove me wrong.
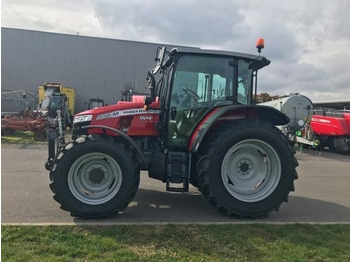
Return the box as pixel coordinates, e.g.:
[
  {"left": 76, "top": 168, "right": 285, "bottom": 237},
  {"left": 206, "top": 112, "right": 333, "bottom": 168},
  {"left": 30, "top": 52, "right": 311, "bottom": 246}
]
[
  {"left": 140, "top": 116, "right": 153, "bottom": 121},
  {"left": 96, "top": 109, "right": 160, "bottom": 120}
]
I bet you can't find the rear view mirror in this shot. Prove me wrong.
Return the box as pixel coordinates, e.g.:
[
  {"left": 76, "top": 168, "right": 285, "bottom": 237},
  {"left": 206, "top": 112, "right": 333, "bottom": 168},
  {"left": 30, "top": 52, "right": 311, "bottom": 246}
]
[
  {"left": 144, "top": 96, "right": 153, "bottom": 106},
  {"left": 153, "top": 47, "right": 166, "bottom": 74}
]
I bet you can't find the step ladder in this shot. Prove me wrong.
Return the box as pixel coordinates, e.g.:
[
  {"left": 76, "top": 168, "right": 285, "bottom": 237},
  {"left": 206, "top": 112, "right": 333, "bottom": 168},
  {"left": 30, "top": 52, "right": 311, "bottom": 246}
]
[{"left": 166, "top": 151, "right": 190, "bottom": 192}]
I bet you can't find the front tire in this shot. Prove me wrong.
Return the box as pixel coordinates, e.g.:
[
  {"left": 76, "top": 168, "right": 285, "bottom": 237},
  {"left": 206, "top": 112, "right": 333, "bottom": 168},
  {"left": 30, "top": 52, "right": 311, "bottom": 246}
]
[
  {"left": 196, "top": 120, "right": 298, "bottom": 218},
  {"left": 49, "top": 136, "right": 140, "bottom": 219}
]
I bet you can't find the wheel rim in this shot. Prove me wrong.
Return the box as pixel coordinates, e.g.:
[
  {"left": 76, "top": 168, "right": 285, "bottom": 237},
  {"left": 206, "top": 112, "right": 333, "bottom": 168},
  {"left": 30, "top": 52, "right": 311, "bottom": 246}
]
[
  {"left": 68, "top": 152, "right": 122, "bottom": 205},
  {"left": 221, "top": 139, "right": 281, "bottom": 203}
]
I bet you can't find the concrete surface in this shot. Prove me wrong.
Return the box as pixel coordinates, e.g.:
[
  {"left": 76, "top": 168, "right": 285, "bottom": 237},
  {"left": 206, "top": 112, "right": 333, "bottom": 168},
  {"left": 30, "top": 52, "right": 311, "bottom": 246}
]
[{"left": 1, "top": 146, "right": 350, "bottom": 224}]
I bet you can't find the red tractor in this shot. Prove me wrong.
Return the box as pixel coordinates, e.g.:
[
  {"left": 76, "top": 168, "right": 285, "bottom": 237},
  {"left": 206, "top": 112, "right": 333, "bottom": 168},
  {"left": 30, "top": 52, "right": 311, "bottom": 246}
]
[{"left": 45, "top": 41, "right": 298, "bottom": 219}]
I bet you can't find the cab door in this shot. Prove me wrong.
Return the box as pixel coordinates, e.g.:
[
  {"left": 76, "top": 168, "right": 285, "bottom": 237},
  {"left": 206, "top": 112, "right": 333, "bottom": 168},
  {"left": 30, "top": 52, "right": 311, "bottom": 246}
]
[{"left": 167, "top": 55, "right": 236, "bottom": 149}]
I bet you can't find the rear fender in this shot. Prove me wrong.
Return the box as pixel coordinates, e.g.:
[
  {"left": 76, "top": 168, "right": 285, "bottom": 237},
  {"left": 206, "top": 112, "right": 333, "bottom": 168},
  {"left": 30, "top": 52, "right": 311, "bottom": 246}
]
[{"left": 189, "top": 105, "right": 289, "bottom": 152}]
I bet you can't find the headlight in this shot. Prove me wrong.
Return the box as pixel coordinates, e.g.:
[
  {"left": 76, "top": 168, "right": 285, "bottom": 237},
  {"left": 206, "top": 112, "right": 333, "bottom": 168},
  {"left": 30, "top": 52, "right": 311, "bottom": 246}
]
[{"left": 73, "top": 114, "right": 93, "bottom": 123}]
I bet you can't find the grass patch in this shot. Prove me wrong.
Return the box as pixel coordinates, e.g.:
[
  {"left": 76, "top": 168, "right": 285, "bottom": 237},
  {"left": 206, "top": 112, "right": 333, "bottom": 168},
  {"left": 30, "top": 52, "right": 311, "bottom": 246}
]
[
  {"left": 2, "top": 224, "right": 350, "bottom": 261},
  {"left": 1, "top": 131, "right": 37, "bottom": 144}
]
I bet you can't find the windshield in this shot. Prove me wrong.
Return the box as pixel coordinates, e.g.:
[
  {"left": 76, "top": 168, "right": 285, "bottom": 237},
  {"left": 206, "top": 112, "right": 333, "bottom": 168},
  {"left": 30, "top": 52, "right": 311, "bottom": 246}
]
[
  {"left": 171, "top": 55, "right": 252, "bottom": 105},
  {"left": 167, "top": 55, "right": 253, "bottom": 148},
  {"left": 48, "top": 96, "right": 63, "bottom": 117}
]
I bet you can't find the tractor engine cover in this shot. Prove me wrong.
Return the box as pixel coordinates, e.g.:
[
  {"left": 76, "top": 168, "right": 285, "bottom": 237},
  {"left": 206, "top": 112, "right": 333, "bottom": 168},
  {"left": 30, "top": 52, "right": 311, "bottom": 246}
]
[{"left": 72, "top": 100, "right": 160, "bottom": 138}]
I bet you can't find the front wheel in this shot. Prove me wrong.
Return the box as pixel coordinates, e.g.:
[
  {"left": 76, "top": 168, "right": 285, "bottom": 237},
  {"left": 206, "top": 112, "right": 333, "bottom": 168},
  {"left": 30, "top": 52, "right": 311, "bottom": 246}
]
[
  {"left": 49, "top": 136, "right": 140, "bottom": 219},
  {"left": 196, "top": 120, "right": 298, "bottom": 218}
]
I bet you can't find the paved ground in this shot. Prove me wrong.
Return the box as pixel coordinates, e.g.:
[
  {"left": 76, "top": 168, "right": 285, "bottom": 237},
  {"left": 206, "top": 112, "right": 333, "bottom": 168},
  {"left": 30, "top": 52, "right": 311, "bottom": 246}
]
[{"left": 1, "top": 145, "right": 350, "bottom": 224}]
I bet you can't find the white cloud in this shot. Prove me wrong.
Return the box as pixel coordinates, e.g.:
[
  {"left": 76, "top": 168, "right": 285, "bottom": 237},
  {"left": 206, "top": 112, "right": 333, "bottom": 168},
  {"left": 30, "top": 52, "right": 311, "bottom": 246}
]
[
  {"left": 1, "top": 0, "right": 102, "bottom": 36},
  {"left": 1, "top": 0, "right": 350, "bottom": 101}
]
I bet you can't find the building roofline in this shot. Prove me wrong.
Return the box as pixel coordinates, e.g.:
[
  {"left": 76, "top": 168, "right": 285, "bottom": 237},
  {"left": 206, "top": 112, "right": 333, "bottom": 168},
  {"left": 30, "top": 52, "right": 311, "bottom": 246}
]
[
  {"left": 313, "top": 99, "right": 350, "bottom": 110},
  {"left": 314, "top": 99, "right": 350, "bottom": 104},
  {"left": 2, "top": 27, "right": 264, "bottom": 60},
  {"left": 1, "top": 27, "right": 193, "bottom": 48}
]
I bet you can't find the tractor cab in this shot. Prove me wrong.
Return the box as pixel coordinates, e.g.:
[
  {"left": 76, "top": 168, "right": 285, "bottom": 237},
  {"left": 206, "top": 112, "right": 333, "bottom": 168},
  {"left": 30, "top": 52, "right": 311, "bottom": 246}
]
[
  {"left": 48, "top": 93, "right": 66, "bottom": 118},
  {"left": 147, "top": 46, "right": 271, "bottom": 149}
]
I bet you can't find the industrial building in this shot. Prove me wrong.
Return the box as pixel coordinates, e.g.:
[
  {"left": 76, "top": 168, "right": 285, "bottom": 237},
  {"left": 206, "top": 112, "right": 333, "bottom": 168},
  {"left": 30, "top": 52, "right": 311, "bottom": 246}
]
[{"left": 1, "top": 27, "right": 182, "bottom": 113}]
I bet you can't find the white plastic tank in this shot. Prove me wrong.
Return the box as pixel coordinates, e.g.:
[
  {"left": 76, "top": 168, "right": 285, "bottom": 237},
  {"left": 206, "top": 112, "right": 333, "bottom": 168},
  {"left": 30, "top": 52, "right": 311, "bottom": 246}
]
[{"left": 260, "top": 93, "right": 313, "bottom": 133}]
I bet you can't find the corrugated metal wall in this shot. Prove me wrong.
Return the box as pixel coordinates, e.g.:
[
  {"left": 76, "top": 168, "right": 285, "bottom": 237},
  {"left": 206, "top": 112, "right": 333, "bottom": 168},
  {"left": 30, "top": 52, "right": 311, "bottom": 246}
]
[{"left": 1, "top": 28, "right": 178, "bottom": 113}]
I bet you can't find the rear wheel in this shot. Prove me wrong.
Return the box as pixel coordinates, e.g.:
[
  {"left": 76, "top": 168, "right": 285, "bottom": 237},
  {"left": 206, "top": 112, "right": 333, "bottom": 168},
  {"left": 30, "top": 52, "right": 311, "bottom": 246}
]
[
  {"left": 49, "top": 136, "right": 140, "bottom": 219},
  {"left": 221, "top": 139, "right": 281, "bottom": 203},
  {"left": 33, "top": 130, "right": 46, "bottom": 141},
  {"left": 197, "top": 120, "right": 298, "bottom": 218}
]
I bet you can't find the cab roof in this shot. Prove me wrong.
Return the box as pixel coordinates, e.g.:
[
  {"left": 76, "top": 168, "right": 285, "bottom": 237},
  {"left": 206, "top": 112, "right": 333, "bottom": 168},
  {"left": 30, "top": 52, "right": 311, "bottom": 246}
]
[{"left": 170, "top": 47, "right": 271, "bottom": 70}]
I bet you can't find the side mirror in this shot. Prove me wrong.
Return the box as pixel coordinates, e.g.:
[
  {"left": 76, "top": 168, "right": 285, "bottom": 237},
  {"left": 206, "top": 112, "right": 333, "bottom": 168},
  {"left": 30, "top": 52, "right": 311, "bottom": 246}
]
[
  {"left": 146, "top": 70, "right": 156, "bottom": 99},
  {"left": 144, "top": 96, "right": 153, "bottom": 106},
  {"left": 153, "top": 47, "right": 166, "bottom": 74}
]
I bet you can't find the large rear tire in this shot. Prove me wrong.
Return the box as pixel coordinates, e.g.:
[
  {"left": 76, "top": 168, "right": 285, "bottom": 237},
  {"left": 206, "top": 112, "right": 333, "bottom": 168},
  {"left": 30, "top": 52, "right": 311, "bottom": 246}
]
[
  {"left": 196, "top": 120, "right": 298, "bottom": 218},
  {"left": 49, "top": 136, "right": 140, "bottom": 219}
]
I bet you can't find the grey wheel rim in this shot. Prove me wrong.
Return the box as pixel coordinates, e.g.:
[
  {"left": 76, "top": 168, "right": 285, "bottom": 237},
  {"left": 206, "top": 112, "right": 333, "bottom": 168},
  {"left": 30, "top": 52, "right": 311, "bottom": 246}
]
[
  {"left": 68, "top": 152, "right": 122, "bottom": 205},
  {"left": 221, "top": 139, "right": 281, "bottom": 203}
]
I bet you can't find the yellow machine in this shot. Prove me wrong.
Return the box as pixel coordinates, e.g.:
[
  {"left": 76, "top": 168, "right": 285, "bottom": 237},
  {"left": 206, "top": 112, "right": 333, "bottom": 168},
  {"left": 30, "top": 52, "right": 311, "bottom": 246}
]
[
  {"left": 38, "top": 83, "right": 76, "bottom": 115},
  {"left": 38, "top": 83, "right": 76, "bottom": 128}
]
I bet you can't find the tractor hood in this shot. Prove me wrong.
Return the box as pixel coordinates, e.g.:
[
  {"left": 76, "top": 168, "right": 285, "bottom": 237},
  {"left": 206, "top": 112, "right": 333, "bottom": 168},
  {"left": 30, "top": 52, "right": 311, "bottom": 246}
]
[
  {"left": 75, "top": 101, "right": 145, "bottom": 118},
  {"left": 74, "top": 94, "right": 148, "bottom": 118},
  {"left": 72, "top": 98, "right": 160, "bottom": 138},
  {"left": 73, "top": 97, "right": 160, "bottom": 127}
]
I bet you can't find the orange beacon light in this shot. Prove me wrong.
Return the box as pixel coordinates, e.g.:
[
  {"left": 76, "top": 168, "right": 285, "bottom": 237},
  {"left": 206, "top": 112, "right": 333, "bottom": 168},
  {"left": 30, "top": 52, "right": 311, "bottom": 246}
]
[{"left": 256, "top": 38, "right": 265, "bottom": 53}]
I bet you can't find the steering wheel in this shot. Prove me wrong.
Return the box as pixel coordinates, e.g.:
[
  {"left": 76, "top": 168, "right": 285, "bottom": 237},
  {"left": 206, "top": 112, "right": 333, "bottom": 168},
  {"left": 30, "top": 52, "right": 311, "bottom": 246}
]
[
  {"left": 188, "top": 102, "right": 200, "bottom": 119},
  {"left": 182, "top": 87, "right": 200, "bottom": 100},
  {"left": 188, "top": 101, "right": 210, "bottom": 119}
]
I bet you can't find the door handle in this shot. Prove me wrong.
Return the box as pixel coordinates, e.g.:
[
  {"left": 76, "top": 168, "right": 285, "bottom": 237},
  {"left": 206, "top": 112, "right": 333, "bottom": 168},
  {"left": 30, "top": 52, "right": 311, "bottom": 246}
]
[{"left": 171, "top": 107, "right": 177, "bottom": 120}]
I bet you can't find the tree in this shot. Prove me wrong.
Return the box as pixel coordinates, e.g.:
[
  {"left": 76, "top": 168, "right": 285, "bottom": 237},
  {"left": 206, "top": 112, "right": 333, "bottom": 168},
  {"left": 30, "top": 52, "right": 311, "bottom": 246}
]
[{"left": 255, "top": 93, "right": 279, "bottom": 103}]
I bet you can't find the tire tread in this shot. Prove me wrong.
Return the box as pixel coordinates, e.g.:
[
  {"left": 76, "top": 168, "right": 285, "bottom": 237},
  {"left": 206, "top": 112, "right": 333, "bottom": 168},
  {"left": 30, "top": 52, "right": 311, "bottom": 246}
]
[
  {"left": 196, "top": 120, "right": 298, "bottom": 218},
  {"left": 49, "top": 135, "right": 140, "bottom": 219}
]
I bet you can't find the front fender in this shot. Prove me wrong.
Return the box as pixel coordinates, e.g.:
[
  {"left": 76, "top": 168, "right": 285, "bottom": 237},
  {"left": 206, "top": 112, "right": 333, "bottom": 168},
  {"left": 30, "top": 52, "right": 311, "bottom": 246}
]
[
  {"left": 189, "top": 105, "right": 289, "bottom": 152},
  {"left": 81, "top": 125, "right": 148, "bottom": 168}
]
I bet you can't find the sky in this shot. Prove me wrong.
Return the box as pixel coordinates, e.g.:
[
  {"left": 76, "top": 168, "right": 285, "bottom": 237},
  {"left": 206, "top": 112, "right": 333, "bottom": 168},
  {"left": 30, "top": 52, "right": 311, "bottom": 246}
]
[{"left": 1, "top": 0, "right": 350, "bottom": 101}]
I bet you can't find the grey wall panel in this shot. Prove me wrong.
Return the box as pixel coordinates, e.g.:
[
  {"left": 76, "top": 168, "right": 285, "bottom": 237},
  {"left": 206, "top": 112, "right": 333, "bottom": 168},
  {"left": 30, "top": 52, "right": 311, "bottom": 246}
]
[{"left": 1, "top": 28, "right": 185, "bottom": 113}]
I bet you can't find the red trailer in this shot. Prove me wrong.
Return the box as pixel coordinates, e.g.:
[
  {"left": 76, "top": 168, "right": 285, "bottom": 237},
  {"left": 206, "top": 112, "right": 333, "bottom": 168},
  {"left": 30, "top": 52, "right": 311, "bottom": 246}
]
[{"left": 310, "top": 110, "right": 350, "bottom": 152}]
